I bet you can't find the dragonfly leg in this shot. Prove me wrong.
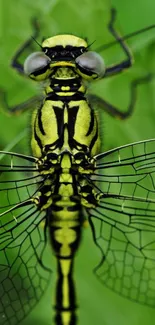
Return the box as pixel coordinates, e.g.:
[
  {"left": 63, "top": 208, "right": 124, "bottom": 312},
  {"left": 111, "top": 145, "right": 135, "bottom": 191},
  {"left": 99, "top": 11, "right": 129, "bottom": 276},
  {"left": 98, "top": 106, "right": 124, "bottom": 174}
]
[
  {"left": 88, "top": 74, "right": 153, "bottom": 119},
  {"left": 0, "top": 89, "right": 43, "bottom": 115},
  {"left": 11, "top": 18, "right": 40, "bottom": 76},
  {"left": 104, "top": 8, "right": 133, "bottom": 78}
]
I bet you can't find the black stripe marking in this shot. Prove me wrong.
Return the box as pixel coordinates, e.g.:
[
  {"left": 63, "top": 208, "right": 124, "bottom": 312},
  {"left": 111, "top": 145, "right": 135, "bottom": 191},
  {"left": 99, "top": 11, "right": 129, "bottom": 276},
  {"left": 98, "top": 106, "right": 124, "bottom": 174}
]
[
  {"left": 78, "top": 65, "right": 97, "bottom": 78},
  {"left": 54, "top": 312, "right": 76, "bottom": 325},
  {"left": 68, "top": 105, "right": 79, "bottom": 139},
  {"left": 32, "top": 64, "right": 50, "bottom": 77},
  {"left": 86, "top": 108, "right": 94, "bottom": 136},
  {"left": 38, "top": 107, "right": 46, "bottom": 135},
  {"left": 47, "top": 93, "right": 85, "bottom": 101},
  {"left": 34, "top": 115, "right": 43, "bottom": 150},
  {"left": 43, "top": 45, "right": 86, "bottom": 60},
  {"left": 53, "top": 106, "right": 64, "bottom": 138},
  {"left": 90, "top": 128, "right": 98, "bottom": 152},
  {"left": 55, "top": 255, "right": 75, "bottom": 260},
  {"left": 50, "top": 77, "right": 81, "bottom": 86},
  {"left": 67, "top": 204, "right": 81, "bottom": 211}
]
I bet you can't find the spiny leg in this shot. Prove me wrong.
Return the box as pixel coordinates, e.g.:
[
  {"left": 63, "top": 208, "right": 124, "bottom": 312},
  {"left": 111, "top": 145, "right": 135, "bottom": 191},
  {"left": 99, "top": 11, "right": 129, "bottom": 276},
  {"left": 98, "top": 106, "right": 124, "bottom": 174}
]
[
  {"left": 11, "top": 18, "right": 41, "bottom": 75},
  {"left": 0, "top": 89, "right": 43, "bottom": 115},
  {"left": 88, "top": 74, "right": 153, "bottom": 119},
  {"left": 93, "top": 8, "right": 153, "bottom": 118},
  {"left": 0, "top": 19, "right": 42, "bottom": 116},
  {"left": 104, "top": 8, "right": 133, "bottom": 78}
]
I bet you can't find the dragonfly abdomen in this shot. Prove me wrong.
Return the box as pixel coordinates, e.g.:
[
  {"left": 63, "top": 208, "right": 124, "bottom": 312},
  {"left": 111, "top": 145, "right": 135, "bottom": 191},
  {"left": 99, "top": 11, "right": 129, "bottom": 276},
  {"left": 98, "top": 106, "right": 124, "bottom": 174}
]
[
  {"left": 49, "top": 214, "right": 81, "bottom": 325},
  {"left": 47, "top": 156, "right": 82, "bottom": 325}
]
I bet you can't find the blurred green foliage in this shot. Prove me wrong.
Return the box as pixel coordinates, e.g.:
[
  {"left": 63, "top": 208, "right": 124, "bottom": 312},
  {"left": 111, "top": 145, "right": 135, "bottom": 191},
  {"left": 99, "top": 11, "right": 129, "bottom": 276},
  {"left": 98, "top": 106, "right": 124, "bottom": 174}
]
[{"left": 1, "top": 0, "right": 155, "bottom": 324}]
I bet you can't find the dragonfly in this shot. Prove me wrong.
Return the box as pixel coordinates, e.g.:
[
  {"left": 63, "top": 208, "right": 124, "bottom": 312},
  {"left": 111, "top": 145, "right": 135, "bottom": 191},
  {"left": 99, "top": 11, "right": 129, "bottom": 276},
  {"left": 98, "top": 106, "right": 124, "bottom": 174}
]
[{"left": 0, "top": 7, "right": 155, "bottom": 325}]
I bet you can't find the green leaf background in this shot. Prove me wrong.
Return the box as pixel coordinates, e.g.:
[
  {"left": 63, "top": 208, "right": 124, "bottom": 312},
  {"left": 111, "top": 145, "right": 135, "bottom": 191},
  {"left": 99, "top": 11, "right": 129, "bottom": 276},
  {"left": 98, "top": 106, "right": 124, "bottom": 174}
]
[{"left": 0, "top": 0, "right": 155, "bottom": 324}]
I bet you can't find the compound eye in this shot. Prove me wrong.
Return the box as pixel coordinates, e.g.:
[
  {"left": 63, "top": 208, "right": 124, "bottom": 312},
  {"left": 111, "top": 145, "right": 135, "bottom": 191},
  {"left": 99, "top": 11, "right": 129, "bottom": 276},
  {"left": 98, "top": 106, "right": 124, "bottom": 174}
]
[
  {"left": 24, "top": 52, "right": 51, "bottom": 75},
  {"left": 75, "top": 51, "right": 105, "bottom": 78}
]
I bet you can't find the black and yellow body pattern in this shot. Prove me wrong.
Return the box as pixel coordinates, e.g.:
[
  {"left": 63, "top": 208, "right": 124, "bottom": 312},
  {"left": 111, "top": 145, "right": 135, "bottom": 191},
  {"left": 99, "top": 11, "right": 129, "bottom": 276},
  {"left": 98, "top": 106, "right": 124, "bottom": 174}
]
[
  {"left": 2, "top": 12, "right": 155, "bottom": 325},
  {"left": 30, "top": 35, "right": 101, "bottom": 325}
]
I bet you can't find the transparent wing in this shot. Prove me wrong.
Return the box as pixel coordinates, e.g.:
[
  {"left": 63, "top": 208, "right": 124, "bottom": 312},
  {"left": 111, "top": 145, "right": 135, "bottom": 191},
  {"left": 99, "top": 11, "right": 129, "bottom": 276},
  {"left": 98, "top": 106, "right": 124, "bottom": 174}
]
[
  {"left": 0, "top": 152, "right": 52, "bottom": 325},
  {"left": 87, "top": 139, "right": 155, "bottom": 306}
]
